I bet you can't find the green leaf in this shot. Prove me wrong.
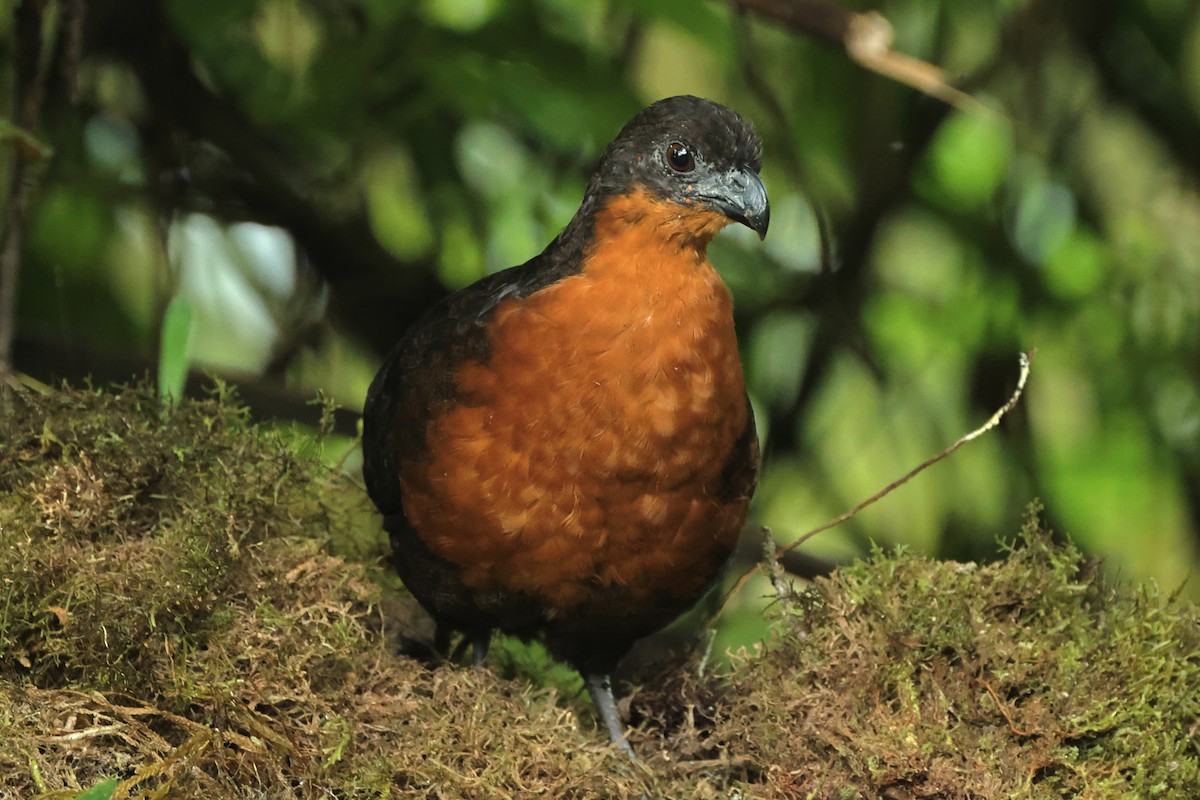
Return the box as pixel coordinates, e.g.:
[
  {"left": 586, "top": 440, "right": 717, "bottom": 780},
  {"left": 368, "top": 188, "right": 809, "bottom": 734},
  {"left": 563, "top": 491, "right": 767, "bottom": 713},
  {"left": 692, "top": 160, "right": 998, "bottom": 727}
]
[
  {"left": 158, "top": 294, "right": 195, "bottom": 405},
  {"left": 364, "top": 146, "right": 435, "bottom": 260},
  {"left": 924, "top": 111, "right": 1014, "bottom": 209},
  {"left": 72, "top": 778, "right": 119, "bottom": 800}
]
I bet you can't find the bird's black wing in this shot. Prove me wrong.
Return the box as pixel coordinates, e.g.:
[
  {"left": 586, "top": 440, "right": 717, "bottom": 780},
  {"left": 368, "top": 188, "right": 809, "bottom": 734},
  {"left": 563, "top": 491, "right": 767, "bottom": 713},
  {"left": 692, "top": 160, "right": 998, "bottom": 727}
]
[{"left": 361, "top": 210, "right": 593, "bottom": 518}]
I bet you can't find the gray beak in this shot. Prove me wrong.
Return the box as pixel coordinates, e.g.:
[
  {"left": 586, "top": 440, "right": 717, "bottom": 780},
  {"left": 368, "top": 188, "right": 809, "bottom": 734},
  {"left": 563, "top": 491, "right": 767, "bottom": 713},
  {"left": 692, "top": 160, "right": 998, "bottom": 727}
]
[{"left": 700, "top": 168, "right": 770, "bottom": 239}]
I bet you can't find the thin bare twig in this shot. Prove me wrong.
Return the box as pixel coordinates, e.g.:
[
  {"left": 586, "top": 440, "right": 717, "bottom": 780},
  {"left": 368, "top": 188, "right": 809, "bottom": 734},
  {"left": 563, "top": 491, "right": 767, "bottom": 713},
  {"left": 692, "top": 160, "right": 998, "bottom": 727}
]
[
  {"left": 733, "top": 0, "right": 998, "bottom": 114},
  {"left": 720, "top": 351, "right": 1035, "bottom": 614},
  {"left": 782, "top": 349, "right": 1034, "bottom": 556}
]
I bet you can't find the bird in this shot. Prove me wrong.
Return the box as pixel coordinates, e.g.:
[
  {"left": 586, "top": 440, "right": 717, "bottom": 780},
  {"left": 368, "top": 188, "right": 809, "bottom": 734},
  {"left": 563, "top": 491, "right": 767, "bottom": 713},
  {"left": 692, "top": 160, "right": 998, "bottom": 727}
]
[{"left": 362, "top": 95, "right": 768, "bottom": 757}]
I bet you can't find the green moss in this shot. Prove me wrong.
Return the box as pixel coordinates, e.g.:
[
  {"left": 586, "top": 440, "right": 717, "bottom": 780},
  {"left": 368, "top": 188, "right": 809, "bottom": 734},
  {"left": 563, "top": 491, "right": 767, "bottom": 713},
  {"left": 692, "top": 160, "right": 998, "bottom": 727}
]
[
  {"left": 690, "top": 518, "right": 1200, "bottom": 798},
  {"left": 1, "top": 385, "right": 1196, "bottom": 798},
  {"left": 0, "top": 383, "right": 332, "bottom": 694},
  {"left": 0, "top": 384, "right": 650, "bottom": 799}
]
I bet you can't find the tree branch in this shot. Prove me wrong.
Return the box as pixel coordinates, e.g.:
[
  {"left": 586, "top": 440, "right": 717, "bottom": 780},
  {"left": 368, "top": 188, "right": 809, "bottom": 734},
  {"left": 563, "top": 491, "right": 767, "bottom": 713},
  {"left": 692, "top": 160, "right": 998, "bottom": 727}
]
[
  {"left": 733, "top": 0, "right": 986, "bottom": 111},
  {"left": 1, "top": 0, "right": 59, "bottom": 403}
]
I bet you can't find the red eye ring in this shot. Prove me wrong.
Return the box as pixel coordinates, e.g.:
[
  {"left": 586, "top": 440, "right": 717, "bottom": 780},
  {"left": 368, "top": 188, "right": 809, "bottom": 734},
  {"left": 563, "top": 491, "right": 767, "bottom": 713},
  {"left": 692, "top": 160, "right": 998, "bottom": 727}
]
[{"left": 666, "top": 142, "right": 695, "bottom": 172}]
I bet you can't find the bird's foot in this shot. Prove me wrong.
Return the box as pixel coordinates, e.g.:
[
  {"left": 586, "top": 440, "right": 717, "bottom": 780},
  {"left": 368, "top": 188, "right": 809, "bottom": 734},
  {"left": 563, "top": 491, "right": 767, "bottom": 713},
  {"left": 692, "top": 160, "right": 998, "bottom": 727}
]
[
  {"left": 445, "top": 626, "right": 492, "bottom": 667},
  {"left": 584, "top": 672, "right": 636, "bottom": 759}
]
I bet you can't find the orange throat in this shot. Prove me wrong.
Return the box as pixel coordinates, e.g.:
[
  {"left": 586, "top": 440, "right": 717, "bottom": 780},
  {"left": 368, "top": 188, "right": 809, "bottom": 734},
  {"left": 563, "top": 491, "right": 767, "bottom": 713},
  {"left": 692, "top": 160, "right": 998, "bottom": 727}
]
[{"left": 596, "top": 187, "right": 734, "bottom": 253}]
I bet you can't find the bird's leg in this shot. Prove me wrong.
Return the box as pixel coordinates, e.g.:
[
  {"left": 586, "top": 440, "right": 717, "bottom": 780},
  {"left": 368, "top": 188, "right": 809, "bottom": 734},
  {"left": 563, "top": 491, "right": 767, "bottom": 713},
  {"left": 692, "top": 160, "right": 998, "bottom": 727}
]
[
  {"left": 470, "top": 629, "right": 490, "bottom": 666},
  {"left": 447, "top": 628, "right": 492, "bottom": 666},
  {"left": 584, "top": 672, "right": 635, "bottom": 759}
]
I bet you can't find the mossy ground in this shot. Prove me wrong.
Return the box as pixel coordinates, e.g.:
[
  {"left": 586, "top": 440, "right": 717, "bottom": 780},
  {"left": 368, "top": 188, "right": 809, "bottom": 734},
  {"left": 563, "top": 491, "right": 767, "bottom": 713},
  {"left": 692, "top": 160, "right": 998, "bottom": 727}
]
[{"left": 0, "top": 384, "right": 1196, "bottom": 799}]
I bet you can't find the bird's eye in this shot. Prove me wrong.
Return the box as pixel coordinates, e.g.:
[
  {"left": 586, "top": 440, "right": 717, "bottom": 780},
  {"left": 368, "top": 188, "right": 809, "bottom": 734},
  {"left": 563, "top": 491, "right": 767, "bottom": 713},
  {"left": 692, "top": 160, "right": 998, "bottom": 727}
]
[{"left": 666, "top": 142, "right": 695, "bottom": 172}]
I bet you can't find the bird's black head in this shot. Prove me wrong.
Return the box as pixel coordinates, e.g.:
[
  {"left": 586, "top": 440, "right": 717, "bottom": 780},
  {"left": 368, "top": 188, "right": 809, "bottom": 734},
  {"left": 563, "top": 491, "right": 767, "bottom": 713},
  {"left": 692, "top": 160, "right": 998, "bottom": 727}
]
[{"left": 589, "top": 95, "right": 769, "bottom": 239}]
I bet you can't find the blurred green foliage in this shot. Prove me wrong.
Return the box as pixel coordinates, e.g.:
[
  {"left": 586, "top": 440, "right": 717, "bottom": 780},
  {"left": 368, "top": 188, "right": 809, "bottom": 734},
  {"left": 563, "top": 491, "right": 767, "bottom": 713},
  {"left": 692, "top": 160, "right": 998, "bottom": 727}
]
[{"left": 2, "top": 0, "right": 1199, "bottom": 627}]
